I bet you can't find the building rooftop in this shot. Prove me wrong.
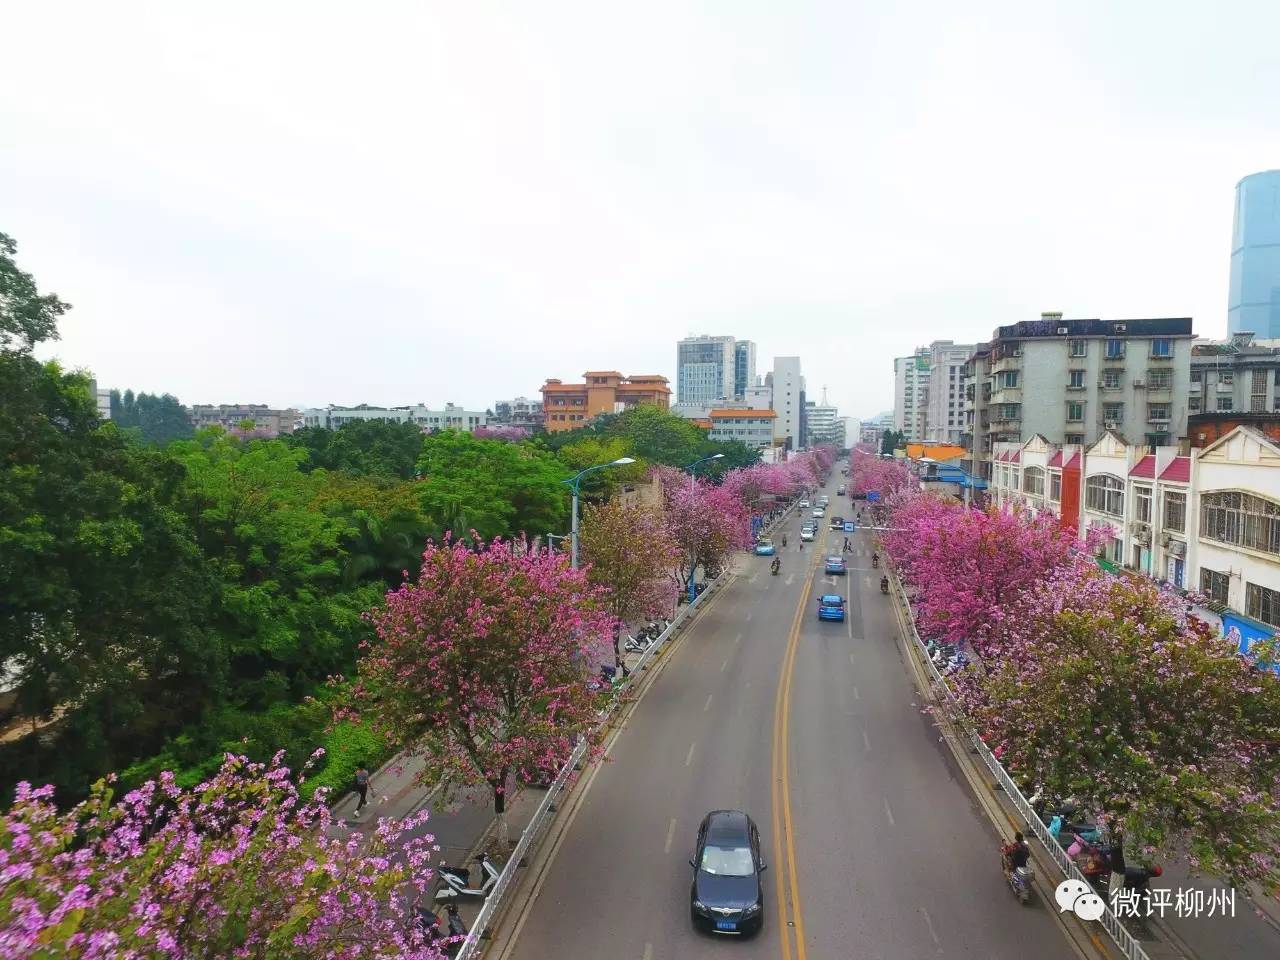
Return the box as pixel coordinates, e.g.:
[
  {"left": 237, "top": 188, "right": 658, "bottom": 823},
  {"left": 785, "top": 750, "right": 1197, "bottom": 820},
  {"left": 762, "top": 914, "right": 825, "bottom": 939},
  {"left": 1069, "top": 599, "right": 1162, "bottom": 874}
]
[
  {"left": 1129, "top": 455, "right": 1156, "bottom": 479},
  {"left": 993, "top": 317, "right": 1194, "bottom": 340},
  {"left": 709, "top": 408, "right": 776, "bottom": 418},
  {"left": 1159, "top": 456, "right": 1191, "bottom": 483}
]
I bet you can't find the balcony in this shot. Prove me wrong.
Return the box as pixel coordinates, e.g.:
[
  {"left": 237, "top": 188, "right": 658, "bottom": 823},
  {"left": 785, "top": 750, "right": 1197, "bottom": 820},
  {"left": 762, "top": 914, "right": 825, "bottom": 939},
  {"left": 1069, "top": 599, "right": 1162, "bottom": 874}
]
[
  {"left": 1189, "top": 381, "right": 1202, "bottom": 393},
  {"left": 990, "top": 385, "right": 1021, "bottom": 404},
  {"left": 991, "top": 354, "right": 1022, "bottom": 375}
]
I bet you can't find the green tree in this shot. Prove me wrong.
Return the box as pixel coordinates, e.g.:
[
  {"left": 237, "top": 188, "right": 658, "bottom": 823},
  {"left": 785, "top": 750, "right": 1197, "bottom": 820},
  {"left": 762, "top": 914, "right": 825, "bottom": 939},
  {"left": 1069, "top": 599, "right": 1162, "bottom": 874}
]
[
  {"left": 110, "top": 388, "right": 195, "bottom": 445},
  {"left": 0, "top": 231, "right": 68, "bottom": 351},
  {"left": 415, "top": 430, "right": 569, "bottom": 540},
  {"left": 285, "top": 420, "right": 426, "bottom": 480},
  {"left": 880, "top": 429, "right": 905, "bottom": 455},
  {"left": 555, "top": 435, "right": 645, "bottom": 501}
]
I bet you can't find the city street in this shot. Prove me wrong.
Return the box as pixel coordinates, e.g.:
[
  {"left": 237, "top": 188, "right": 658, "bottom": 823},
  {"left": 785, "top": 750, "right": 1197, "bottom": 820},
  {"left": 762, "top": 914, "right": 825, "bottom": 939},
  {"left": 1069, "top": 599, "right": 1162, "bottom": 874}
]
[{"left": 501, "top": 475, "right": 1080, "bottom": 960}]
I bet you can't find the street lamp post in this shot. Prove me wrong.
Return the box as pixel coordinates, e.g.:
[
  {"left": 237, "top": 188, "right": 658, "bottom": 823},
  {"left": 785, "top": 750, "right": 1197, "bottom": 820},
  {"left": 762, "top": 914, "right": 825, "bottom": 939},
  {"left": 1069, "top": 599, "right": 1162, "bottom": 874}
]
[
  {"left": 682, "top": 453, "right": 725, "bottom": 601},
  {"left": 564, "top": 457, "right": 636, "bottom": 569}
]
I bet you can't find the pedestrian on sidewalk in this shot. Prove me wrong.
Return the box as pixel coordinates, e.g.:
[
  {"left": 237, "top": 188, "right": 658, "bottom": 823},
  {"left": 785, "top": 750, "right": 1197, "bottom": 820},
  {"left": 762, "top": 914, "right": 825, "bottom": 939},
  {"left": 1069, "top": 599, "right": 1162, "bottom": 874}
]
[{"left": 353, "top": 763, "right": 371, "bottom": 817}]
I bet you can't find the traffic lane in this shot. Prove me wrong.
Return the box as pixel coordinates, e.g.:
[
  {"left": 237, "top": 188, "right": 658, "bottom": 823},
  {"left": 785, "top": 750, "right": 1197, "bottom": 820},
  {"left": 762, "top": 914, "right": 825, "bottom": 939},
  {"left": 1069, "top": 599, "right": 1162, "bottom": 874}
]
[
  {"left": 784, "top": 532, "right": 1079, "bottom": 960},
  {"left": 506, "top": 551, "right": 804, "bottom": 960}
]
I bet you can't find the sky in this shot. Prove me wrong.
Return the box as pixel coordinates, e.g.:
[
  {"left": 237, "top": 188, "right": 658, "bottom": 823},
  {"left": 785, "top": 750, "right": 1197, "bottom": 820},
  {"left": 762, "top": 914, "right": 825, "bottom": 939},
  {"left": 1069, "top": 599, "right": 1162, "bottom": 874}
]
[{"left": 4, "top": 2, "right": 1279, "bottom": 421}]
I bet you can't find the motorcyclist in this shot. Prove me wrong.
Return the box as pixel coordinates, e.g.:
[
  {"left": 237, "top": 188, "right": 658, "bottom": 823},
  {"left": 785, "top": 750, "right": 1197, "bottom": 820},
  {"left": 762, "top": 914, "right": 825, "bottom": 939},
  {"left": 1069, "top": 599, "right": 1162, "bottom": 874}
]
[
  {"left": 771, "top": 557, "right": 781, "bottom": 575},
  {"left": 871, "top": 552, "right": 880, "bottom": 568},
  {"left": 781, "top": 533, "right": 788, "bottom": 547},
  {"left": 1002, "top": 831, "right": 1030, "bottom": 872},
  {"left": 880, "top": 575, "right": 889, "bottom": 594}
]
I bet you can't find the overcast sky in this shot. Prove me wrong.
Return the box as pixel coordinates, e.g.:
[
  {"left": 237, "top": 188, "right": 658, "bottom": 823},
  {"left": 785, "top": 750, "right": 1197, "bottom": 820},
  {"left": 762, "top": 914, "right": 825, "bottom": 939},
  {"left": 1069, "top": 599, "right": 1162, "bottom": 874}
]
[{"left": 4, "top": 2, "right": 1279, "bottom": 420}]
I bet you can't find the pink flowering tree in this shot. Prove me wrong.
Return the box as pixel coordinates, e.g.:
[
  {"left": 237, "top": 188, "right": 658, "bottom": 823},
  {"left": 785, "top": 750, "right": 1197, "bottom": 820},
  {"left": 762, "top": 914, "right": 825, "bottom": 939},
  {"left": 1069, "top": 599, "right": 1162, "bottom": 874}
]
[
  {"left": 578, "top": 499, "right": 682, "bottom": 663},
  {"left": 0, "top": 753, "right": 445, "bottom": 958},
  {"left": 848, "top": 455, "right": 914, "bottom": 498},
  {"left": 353, "top": 536, "right": 613, "bottom": 846},
  {"left": 655, "top": 468, "right": 752, "bottom": 594},
  {"left": 473, "top": 425, "right": 529, "bottom": 442},
  {"left": 968, "top": 563, "right": 1280, "bottom": 890},
  {"left": 883, "top": 496, "right": 1078, "bottom": 651}
]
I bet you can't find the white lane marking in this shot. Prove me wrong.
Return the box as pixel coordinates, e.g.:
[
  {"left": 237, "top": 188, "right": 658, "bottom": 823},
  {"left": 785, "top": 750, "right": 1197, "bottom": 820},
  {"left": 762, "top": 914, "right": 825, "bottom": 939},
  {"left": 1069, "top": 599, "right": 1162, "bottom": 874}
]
[
  {"left": 746, "top": 612, "right": 753, "bottom": 621},
  {"left": 920, "top": 906, "right": 940, "bottom": 946},
  {"left": 748, "top": 573, "right": 758, "bottom": 584},
  {"left": 664, "top": 818, "right": 677, "bottom": 854},
  {"left": 850, "top": 652, "right": 856, "bottom": 667},
  {"left": 703, "top": 693, "right": 713, "bottom": 712},
  {"left": 785, "top": 573, "right": 795, "bottom": 585},
  {"left": 643, "top": 944, "right": 654, "bottom": 960},
  {"left": 884, "top": 797, "right": 896, "bottom": 826},
  {"left": 862, "top": 729, "right": 871, "bottom": 752},
  {"left": 852, "top": 685, "right": 860, "bottom": 700},
  {"left": 847, "top": 608, "right": 853, "bottom": 639},
  {"left": 685, "top": 741, "right": 697, "bottom": 766},
  {"left": 720, "top": 656, "right": 730, "bottom": 672},
  {"left": 733, "top": 632, "right": 742, "bottom": 644}
]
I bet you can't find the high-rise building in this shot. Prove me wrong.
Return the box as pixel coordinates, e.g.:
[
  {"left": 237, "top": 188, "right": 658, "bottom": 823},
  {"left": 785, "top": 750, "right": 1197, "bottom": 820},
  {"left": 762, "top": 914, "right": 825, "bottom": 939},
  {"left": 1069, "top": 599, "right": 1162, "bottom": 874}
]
[
  {"left": 893, "top": 348, "right": 931, "bottom": 440},
  {"left": 676, "top": 335, "right": 737, "bottom": 404},
  {"left": 963, "top": 314, "right": 1194, "bottom": 481},
  {"left": 733, "top": 341, "right": 757, "bottom": 400},
  {"left": 923, "top": 340, "right": 975, "bottom": 444},
  {"left": 805, "top": 387, "right": 841, "bottom": 447},
  {"left": 770, "top": 357, "right": 804, "bottom": 450},
  {"left": 1228, "top": 170, "right": 1280, "bottom": 339}
]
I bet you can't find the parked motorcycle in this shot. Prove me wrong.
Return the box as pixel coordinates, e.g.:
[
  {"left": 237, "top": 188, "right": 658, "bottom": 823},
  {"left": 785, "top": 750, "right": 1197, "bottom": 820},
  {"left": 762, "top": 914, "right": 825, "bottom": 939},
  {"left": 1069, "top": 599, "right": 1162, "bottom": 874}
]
[{"left": 435, "top": 852, "right": 502, "bottom": 902}]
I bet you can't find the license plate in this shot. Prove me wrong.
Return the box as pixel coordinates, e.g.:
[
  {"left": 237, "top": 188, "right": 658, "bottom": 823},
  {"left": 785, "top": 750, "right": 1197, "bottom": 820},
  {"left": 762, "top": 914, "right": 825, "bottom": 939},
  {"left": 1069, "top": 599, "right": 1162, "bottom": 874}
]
[{"left": 715, "top": 920, "right": 737, "bottom": 931}]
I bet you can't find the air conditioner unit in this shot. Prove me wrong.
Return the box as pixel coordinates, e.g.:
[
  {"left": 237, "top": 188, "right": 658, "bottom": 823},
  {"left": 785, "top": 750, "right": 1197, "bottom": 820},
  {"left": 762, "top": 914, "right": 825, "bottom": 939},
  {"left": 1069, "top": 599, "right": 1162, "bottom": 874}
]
[
  {"left": 1114, "top": 322, "right": 1127, "bottom": 333},
  {"left": 1104, "top": 420, "right": 1119, "bottom": 430},
  {"left": 1057, "top": 326, "right": 1069, "bottom": 335},
  {"left": 1132, "top": 379, "right": 1145, "bottom": 388},
  {"left": 1151, "top": 423, "right": 1169, "bottom": 433}
]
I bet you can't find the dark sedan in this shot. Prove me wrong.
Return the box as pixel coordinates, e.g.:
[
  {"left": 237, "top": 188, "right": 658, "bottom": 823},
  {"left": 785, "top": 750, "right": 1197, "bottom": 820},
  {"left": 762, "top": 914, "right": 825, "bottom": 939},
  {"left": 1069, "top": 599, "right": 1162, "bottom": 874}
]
[{"left": 689, "top": 810, "right": 766, "bottom": 936}]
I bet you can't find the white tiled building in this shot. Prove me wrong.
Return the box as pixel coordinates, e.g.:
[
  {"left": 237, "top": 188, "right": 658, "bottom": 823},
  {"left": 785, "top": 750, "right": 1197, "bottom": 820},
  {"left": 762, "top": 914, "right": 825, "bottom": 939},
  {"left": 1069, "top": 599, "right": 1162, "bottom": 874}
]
[
  {"left": 990, "top": 425, "right": 1280, "bottom": 632},
  {"left": 302, "top": 403, "right": 488, "bottom": 432},
  {"left": 708, "top": 409, "right": 778, "bottom": 450}
]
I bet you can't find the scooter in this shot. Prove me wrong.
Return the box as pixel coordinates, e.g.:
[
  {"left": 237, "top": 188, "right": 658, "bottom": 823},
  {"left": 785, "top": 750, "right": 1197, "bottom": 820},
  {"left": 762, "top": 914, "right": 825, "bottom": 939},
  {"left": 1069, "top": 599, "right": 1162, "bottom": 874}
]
[
  {"left": 880, "top": 576, "right": 889, "bottom": 595},
  {"left": 771, "top": 559, "right": 781, "bottom": 576},
  {"left": 871, "top": 554, "right": 880, "bottom": 568},
  {"left": 435, "top": 852, "right": 501, "bottom": 901},
  {"left": 1001, "top": 848, "right": 1035, "bottom": 905}
]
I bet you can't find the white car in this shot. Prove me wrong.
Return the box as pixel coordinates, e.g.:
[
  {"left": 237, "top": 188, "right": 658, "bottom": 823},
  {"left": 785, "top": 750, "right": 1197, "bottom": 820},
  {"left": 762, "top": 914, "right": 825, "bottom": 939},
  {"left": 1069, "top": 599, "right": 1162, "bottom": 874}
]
[
  {"left": 799, "top": 499, "right": 810, "bottom": 509},
  {"left": 799, "top": 526, "right": 816, "bottom": 542},
  {"left": 812, "top": 508, "right": 825, "bottom": 518}
]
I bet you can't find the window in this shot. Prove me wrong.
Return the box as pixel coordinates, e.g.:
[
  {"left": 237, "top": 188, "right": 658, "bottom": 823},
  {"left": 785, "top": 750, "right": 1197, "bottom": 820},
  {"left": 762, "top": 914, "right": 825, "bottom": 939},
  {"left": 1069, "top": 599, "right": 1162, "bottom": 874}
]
[
  {"left": 1147, "top": 369, "right": 1172, "bottom": 389},
  {"left": 1068, "top": 369, "right": 1086, "bottom": 388},
  {"left": 1070, "top": 340, "right": 1087, "bottom": 357},
  {"left": 1103, "top": 368, "right": 1124, "bottom": 389},
  {"left": 1247, "top": 583, "right": 1280, "bottom": 628},
  {"left": 1134, "top": 485, "right": 1152, "bottom": 523},
  {"left": 1050, "top": 472, "right": 1062, "bottom": 501},
  {"left": 1200, "top": 491, "right": 1280, "bottom": 555},
  {"left": 997, "top": 371, "right": 1019, "bottom": 388},
  {"left": 1217, "top": 397, "right": 1234, "bottom": 412},
  {"left": 1103, "top": 402, "right": 1124, "bottom": 422},
  {"left": 1023, "top": 466, "right": 1045, "bottom": 496},
  {"left": 1148, "top": 404, "right": 1170, "bottom": 422},
  {"left": 1010, "top": 468, "right": 1020, "bottom": 490},
  {"left": 1221, "top": 371, "right": 1235, "bottom": 385},
  {"left": 1085, "top": 474, "right": 1125, "bottom": 516},
  {"left": 1151, "top": 338, "right": 1172, "bottom": 357},
  {"left": 1200, "top": 568, "right": 1230, "bottom": 605},
  {"left": 1000, "top": 404, "right": 1019, "bottom": 419},
  {"left": 1066, "top": 433, "right": 1084, "bottom": 445},
  {"left": 1106, "top": 339, "right": 1125, "bottom": 359},
  {"left": 1188, "top": 397, "right": 1201, "bottom": 412},
  {"left": 1066, "top": 401, "right": 1085, "bottom": 422},
  {"left": 1191, "top": 369, "right": 1203, "bottom": 382},
  {"left": 1252, "top": 370, "right": 1268, "bottom": 393},
  {"left": 1163, "top": 492, "right": 1186, "bottom": 532},
  {"left": 1252, "top": 395, "right": 1267, "bottom": 413}
]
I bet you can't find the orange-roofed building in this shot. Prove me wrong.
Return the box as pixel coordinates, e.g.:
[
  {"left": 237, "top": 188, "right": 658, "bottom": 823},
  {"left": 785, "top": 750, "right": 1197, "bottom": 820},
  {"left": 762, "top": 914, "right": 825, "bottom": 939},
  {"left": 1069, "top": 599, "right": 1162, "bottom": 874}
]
[
  {"left": 905, "top": 442, "right": 967, "bottom": 463},
  {"left": 707, "top": 408, "right": 778, "bottom": 449},
  {"left": 540, "top": 371, "right": 672, "bottom": 432}
]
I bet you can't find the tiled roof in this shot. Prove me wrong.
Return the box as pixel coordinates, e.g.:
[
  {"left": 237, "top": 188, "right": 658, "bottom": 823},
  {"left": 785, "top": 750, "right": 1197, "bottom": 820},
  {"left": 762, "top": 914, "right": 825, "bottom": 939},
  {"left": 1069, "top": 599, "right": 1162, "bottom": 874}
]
[
  {"left": 1063, "top": 451, "right": 1081, "bottom": 469},
  {"left": 1048, "top": 451, "right": 1064, "bottom": 468},
  {"left": 1008, "top": 451, "right": 1021, "bottom": 464},
  {"left": 1159, "top": 456, "right": 1191, "bottom": 483},
  {"left": 1129, "top": 455, "right": 1156, "bottom": 478}
]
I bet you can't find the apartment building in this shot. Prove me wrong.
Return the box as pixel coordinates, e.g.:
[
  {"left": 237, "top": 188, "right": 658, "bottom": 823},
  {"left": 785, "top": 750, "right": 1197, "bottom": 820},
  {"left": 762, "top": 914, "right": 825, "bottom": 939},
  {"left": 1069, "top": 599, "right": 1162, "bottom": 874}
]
[
  {"left": 540, "top": 371, "right": 671, "bottom": 432},
  {"left": 302, "top": 403, "right": 487, "bottom": 432},
  {"left": 770, "top": 357, "right": 805, "bottom": 450},
  {"left": 191, "top": 403, "right": 300, "bottom": 437},
  {"left": 806, "top": 401, "right": 841, "bottom": 447},
  {"left": 676, "top": 335, "right": 737, "bottom": 404},
  {"left": 960, "top": 344, "right": 992, "bottom": 478},
  {"left": 967, "top": 315, "right": 1194, "bottom": 482},
  {"left": 1190, "top": 332, "right": 1280, "bottom": 419},
  {"left": 707, "top": 409, "right": 777, "bottom": 449},
  {"left": 893, "top": 348, "right": 930, "bottom": 440},
  {"left": 492, "top": 396, "right": 544, "bottom": 431},
  {"left": 923, "top": 341, "right": 975, "bottom": 444},
  {"left": 990, "top": 424, "right": 1280, "bottom": 641}
]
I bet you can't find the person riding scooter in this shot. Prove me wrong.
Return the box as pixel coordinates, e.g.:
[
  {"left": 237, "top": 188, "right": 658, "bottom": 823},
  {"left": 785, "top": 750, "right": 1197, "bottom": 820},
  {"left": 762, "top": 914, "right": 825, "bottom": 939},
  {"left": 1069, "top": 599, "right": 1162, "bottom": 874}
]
[
  {"left": 771, "top": 557, "right": 781, "bottom": 576},
  {"left": 871, "top": 552, "right": 880, "bottom": 568},
  {"left": 1002, "top": 832, "right": 1030, "bottom": 873},
  {"left": 781, "top": 533, "right": 788, "bottom": 547},
  {"left": 880, "top": 575, "right": 889, "bottom": 594}
]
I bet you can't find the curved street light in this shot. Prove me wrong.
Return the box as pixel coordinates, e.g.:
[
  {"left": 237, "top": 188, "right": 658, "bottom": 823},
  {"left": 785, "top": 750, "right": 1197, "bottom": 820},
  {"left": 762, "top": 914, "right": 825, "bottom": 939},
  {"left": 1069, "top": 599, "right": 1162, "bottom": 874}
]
[
  {"left": 564, "top": 457, "right": 636, "bottom": 569},
  {"left": 684, "top": 452, "right": 725, "bottom": 491}
]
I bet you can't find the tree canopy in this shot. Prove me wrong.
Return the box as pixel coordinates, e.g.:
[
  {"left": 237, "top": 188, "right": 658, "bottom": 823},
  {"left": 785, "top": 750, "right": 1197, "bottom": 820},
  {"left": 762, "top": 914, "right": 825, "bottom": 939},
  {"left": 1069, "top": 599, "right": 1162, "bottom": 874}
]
[{"left": 286, "top": 420, "right": 426, "bottom": 480}]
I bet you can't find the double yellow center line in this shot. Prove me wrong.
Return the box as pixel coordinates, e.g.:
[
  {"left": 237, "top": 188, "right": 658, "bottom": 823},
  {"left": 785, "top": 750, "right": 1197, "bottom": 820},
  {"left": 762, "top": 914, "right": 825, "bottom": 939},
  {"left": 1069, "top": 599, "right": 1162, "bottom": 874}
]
[{"left": 770, "top": 523, "right": 828, "bottom": 959}]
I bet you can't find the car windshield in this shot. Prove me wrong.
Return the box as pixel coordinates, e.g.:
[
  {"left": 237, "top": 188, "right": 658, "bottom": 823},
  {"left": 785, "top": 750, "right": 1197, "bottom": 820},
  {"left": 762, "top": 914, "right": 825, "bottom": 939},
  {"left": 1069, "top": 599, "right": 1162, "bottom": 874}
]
[
  {"left": 822, "top": 595, "right": 843, "bottom": 605},
  {"left": 827, "top": 557, "right": 841, "bottom": 563},
  {"left": 700, "top": 844, "right": 755, "bottom": 877}
]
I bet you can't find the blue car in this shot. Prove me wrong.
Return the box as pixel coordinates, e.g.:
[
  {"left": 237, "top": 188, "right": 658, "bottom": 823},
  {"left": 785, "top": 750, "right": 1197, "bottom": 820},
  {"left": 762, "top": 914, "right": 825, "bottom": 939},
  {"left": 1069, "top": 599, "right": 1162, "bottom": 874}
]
[
  {"left": 754, "top": 538, "right": 775, "bottom": 556},
  {"left": 817, "top": 594, "right": 846, "bottom": 622},
  {"left": 824, "top": 556, "right": 846, "bottom": 575}
]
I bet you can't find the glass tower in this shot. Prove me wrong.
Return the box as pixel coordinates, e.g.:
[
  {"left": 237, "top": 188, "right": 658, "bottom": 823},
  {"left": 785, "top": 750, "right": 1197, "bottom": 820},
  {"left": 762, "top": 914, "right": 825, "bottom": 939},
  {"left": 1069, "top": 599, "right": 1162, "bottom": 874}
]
[{"left": 1228, "top": 170, "right": 1280, "bottom": 339}]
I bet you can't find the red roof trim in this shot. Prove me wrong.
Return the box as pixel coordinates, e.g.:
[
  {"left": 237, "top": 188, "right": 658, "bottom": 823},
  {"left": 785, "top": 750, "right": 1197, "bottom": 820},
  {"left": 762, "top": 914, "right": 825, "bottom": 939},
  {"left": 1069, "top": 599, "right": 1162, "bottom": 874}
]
[
  {"left": 1158, "top": 456, "right": 1191, "bottom": 483},
  {"left": 1048, "top": 451, "right": 1064, "bottom": 468},
  {"left": 1064, "top": 451, "right": 1081, "bottom": 468},
  {"left": 1129, "top": 454, "right": 1156, "bottom": 479}
]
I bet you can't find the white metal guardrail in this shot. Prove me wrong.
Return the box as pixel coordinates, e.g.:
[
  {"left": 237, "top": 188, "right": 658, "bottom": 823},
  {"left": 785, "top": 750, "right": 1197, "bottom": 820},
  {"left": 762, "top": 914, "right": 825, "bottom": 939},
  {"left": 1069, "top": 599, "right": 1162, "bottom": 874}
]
[
  {"left": 893, "top": 577, "right": 1151, "bottom": 960},
  {"left": 452, "top": 498, "right": 801, "bottom": 958}
]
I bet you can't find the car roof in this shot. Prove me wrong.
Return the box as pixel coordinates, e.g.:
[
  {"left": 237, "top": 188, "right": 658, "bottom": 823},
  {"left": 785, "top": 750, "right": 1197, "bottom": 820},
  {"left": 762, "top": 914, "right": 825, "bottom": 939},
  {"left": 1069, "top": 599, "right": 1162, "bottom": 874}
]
[
  {"left": 703, "top": 809, "right": 752, "bottom": 842},
  {"left": 820, "top": 594, "right": 844, "bottom": 603},
  {"left": 826, "top": 556, "right": 843, "bottom": 562}
]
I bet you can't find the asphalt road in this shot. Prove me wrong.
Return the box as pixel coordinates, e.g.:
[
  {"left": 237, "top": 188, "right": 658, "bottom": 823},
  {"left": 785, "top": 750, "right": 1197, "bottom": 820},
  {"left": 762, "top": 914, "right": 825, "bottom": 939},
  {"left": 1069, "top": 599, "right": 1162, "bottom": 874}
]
[{"left": 503, "top": 472, "right": 1081, "bottom": 960}]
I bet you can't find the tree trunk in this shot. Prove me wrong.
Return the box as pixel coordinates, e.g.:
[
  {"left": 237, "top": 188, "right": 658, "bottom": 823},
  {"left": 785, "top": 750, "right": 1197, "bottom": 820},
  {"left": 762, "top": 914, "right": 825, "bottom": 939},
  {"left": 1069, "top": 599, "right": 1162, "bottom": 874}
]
[{"left": 493, "top": 775, "right": 510, "bottom": 850}]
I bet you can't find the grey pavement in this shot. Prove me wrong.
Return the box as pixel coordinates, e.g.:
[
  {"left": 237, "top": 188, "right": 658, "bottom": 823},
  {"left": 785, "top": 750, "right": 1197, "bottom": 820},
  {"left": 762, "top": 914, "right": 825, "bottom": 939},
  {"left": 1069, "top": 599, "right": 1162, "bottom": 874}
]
[{"left": 502, "top": 472, "right": 1081, "bottom": 960}]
